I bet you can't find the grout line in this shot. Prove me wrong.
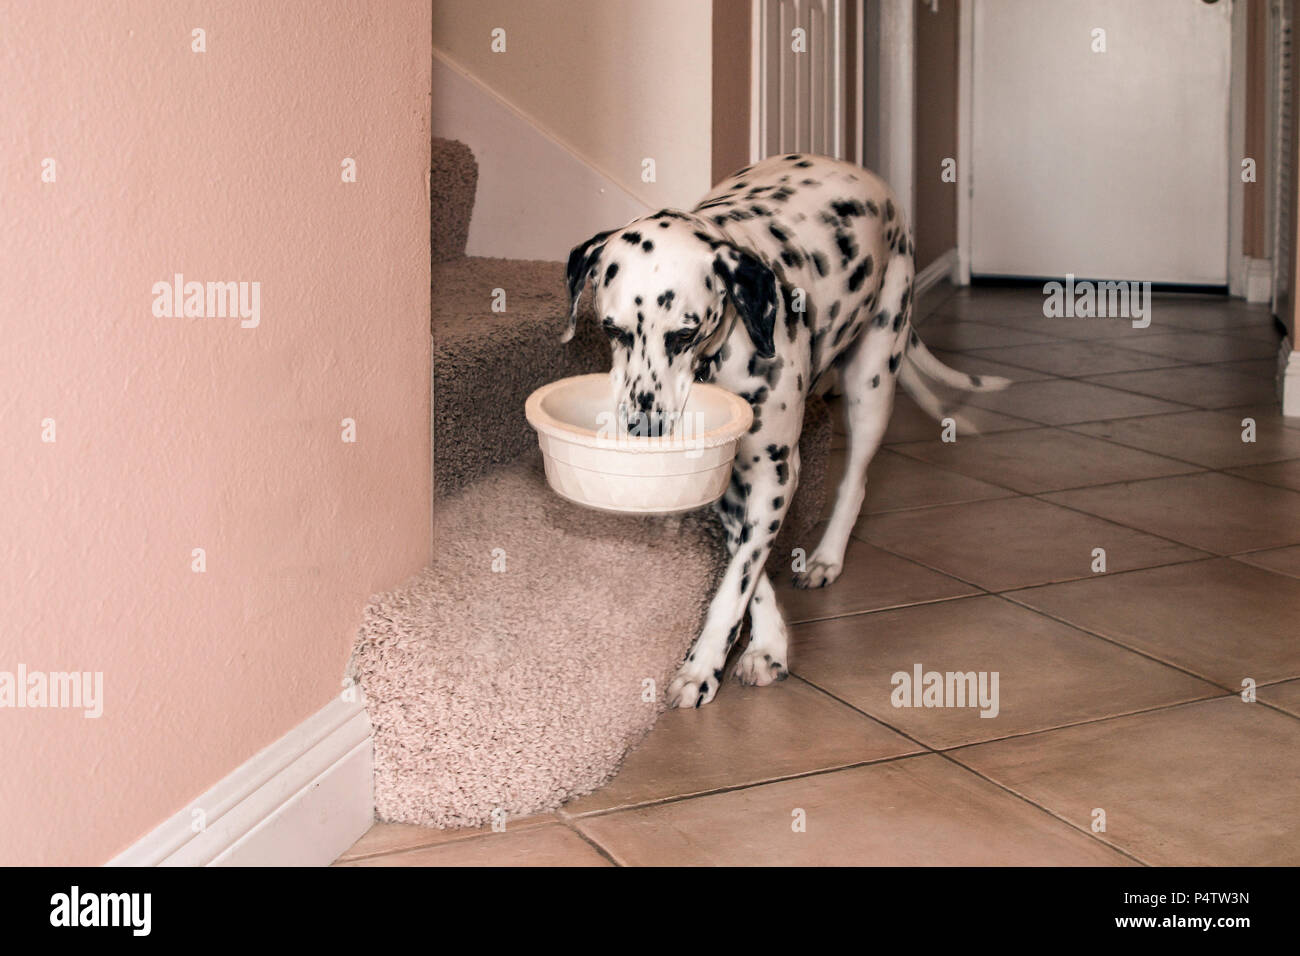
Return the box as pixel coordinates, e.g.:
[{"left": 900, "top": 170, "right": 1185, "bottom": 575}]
[
  {"left": 561, "top": 819, "right": 624, "bottom": 867},
  {"left": 791, "top": 674, "right": 1151, "bottom": 865},
  {"left": 558, "top": 748, "right": 930, "bottom": 822}
]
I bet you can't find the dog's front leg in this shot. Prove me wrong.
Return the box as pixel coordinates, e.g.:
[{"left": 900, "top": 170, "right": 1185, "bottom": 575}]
[{"left": 667, "top": 440, "right": 798, "bottom": 708}]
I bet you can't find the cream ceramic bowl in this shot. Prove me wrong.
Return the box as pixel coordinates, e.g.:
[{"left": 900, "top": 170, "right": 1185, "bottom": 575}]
[{"left": 524, "top": 373, "right": 754, "bottom": 514}]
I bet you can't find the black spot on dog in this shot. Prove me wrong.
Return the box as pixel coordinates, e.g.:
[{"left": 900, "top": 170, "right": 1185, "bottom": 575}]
[
  {"left": 658, "top": 220, "right": 670, "bottom": 228},
  {"left": 970, "top": 374, "right": 983, "bottom": 387},
  {"left": 847, "top": 259, "right": 870, "bottom": 292},
  {"left": 892, "top": 311, "right": 905, "bottom": 332},
  {"left": 811, "top": 251, "right": 828, "bottom": 276},
  {"left": 751, "top": 205, "right": 771, "bottom": 217},
  {"left": 621, "top": 232, "right": 641, "bottom": 245},
  {"left": 871, "top": 374, "right": 880, "bottom": 388},
  {"left": 768, "top": 223, "right": 790, "bottom": 243},
  {"left": 865, "top": 200, "right": 879, "bottom": 216},
  {"left": 780, "top": 249, "right": 803, "bottom": 268},
  {"left": 888, "top": 353, "right": 901, "bottom": 373},
  {"left": 769, "top": 520, "right": 781, "bottom": 533},
  {"left": 603, "top": 262, "right": 618, "bottom": 285},
  {"left": 831, "top": 199, "right": 865, "bottom": 219},
  {"left": 829, "top": 301, "right": 841, "bottom": 319},
  {"left": 772, "top": 496, "right": 784, "bottom": 509},
  {"left": 794, "top": 160, "right": 813, "bottom": 168},
  {"left": 885, "top": 199, "right": 896, "bottom": 220},
  {"left": 657, "top": 290, "right": 675, "bottom": 309},
  {"left": 642, "top": 240, "right": 654, "bottom": 252},
  {"left": 835, "top": 231, "right": 857, "bottom": 266}
]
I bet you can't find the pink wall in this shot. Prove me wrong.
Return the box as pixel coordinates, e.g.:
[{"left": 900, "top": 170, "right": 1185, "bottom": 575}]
[{"left": 0, "top": 1, "right": 432, "bottom": 864}]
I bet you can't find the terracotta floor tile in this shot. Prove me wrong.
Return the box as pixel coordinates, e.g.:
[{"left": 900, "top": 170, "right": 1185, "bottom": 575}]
[
  {"left": 857, "top": 496, "right": 1206, "bottom": 591},
  {"left": 1043, "top": 472, "right": 1300, "bottom": 553},
  {"left": 856, "top": 448, "right": 1015, "bottom": 513},
  {"left": 974, "top": 341, "right": 1185, "bottom": 377},
  {"left": 336, "top": 824, "right": 611, "bottom": 867},
  {"left": 335, "top": 813, "right": 558, "bottom": 863},
  {"left": 883, "top": 391, "right": 1037, "bottom": 443},
  {"left": 561, "top": 679, "right": 917, "bottom": 816},
  {"left": 1222, "top": 402, "right": 1300, "bottom": 428},
  {"left": 772, "top": 534, "right": 979, "bottom": 624},
  {"left": 1259, "top": 679, "right": 1300, "bottom": 719},
  {"left": 927, "top": 347, "right": 1055, "bottom": 383},
  {"left": 1006, "top": 559, "right": 1300, "bottom": 686},
  {"left": 575, "top": 755, "right": 1132, "bottom": 866},
  {"left": 1213, "top": 357, "right": 1282, "bottom": 379},
  {"left": 1142, "top": 299, "right": 1277, "bottom": 335},
  {"left": 1068, "top": 408, "right": 1300, "bottom": 468},
  {"left": 961, "top": 313, "right": 1163, "bottom": 341},
  {"left": 790, "top": 595, "right": 1218, "bottom": 749},
  {"left": 1225, "top": 457, "right": 1300, "bottom": 492},
  {"left": 890, "top": 427, "right": 1200, "bottom": 494},
  {"left": 1232, "top": 545, "right": 1300, "bottom": 579},
  {"left": 919, "top": 322, "right": 1064, "bottom": 351},
  {"left": 954, "top": 698, "right": 1300, "bottom": 865},
  {"left": 1107, "top": 330, "right": 1278, "bottom": 364},
  {"left": 965, "top": 379, "right": 1190, "bottom": 425},
  {"left": 1082, "top": 365, "right": 1278, "bottom": 409}
]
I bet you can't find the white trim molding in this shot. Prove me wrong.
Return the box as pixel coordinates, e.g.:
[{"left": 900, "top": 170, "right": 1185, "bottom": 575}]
[
  {"left": 955, "top": 0, "right": 974, "bottom": 286},
  {"left": 1245, "top": 257, "right": 1274, "bottom": 304},
  {"left": 1280, "top": 338, "right": 1300, "bottom": 417},
  {"left": 916, "top": 248, "right": 959, "bottom": 300},
  {"left": 106, "top": 695, "right": 373, "bottom": 867}
]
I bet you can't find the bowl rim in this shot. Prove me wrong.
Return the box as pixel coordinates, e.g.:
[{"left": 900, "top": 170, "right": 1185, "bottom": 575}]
[{"left": 525, "top": 373, "right": 754, "bottom": 452}]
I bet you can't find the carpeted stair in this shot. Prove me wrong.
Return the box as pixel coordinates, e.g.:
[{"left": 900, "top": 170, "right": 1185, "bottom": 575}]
[{"left": 348, "top": 138, "right": 833, "bottom": 829}]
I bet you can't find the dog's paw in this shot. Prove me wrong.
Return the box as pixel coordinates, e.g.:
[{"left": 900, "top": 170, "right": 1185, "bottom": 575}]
[
  {"left": 792, "top": 558, "right": 842, "bottom": 589},
  {"left": 735, "top": 646, "right": 789, "bottom": 686},
  {"left": 667, "top": 667, "right": 720, "bottom": 708}
]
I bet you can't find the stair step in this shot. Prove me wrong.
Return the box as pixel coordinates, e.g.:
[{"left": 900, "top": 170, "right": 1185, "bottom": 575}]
[
  {"left": 431, "top": 138, "right": 477, "bottom": 263},
  {"left": 433, "top": 256, "right": 606, "bottom": 497}
]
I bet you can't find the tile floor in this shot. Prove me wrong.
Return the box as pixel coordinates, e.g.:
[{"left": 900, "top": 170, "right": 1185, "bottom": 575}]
[{"left": 340, "top": 284, "right": 1300, "bottom": 867}]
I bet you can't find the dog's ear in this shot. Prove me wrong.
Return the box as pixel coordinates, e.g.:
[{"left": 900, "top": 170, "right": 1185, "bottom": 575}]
[
  {"left": 714, "top": 245, "right": 778, "bottom": 359},
  {"left": 562, "top": 229, "right": 614, "bottom": 342}
]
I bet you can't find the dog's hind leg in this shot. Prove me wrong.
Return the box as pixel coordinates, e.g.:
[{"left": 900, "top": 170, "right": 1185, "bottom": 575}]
[{"left": 793, "top": 255, "right": 911, "bottom": 589}]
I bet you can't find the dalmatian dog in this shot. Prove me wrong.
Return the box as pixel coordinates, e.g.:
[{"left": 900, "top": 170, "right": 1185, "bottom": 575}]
[{"left": 562, "top": 154, "right": 1009, "bottom": 708}]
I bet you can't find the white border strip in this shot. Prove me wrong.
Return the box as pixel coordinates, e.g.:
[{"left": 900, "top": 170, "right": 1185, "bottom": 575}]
[{"left": 106, "top": 695, "right": 372, "bottom": 867}]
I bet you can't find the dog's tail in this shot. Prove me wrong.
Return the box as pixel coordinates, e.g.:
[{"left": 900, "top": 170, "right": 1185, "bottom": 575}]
[{"left": 898, "top": 331, "right": 1011, "bottom": 435}]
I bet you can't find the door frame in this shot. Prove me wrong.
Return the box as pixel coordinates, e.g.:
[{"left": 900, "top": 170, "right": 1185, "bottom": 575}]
[{"left": 955, "top": 0, "right": 1275, "bottom": 297}]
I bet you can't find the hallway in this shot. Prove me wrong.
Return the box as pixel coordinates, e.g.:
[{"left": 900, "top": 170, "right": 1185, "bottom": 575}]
[{"left": 339, "top": 285, "right": 1300, "bottom": 866}]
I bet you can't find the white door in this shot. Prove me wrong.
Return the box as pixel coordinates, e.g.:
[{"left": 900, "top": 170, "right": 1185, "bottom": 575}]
[{"left": 970, "top": 0, "right": 1232, "bottom": 284}]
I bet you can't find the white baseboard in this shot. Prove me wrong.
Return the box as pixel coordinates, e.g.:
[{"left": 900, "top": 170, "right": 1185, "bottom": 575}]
[
  {"left": 106, "top": 695, "right": 373, "bottom": 867},
  {"left": 916, "top": 248, "right": 958, "bottom": 300},
  {"left": 1245, "top": 258, "right": 1272, "bottom": 304},
  {"left": 1280, "top": 338, "right": 1300, "bottom": 418}
]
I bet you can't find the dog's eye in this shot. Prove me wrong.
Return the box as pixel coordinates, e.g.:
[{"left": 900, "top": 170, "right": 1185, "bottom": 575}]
[
  {"left": 664, "top": 327, "right": 697, "bottom": 356},
  {"left": 602, "top": 317, "right": 634, "bottom": 349}
]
